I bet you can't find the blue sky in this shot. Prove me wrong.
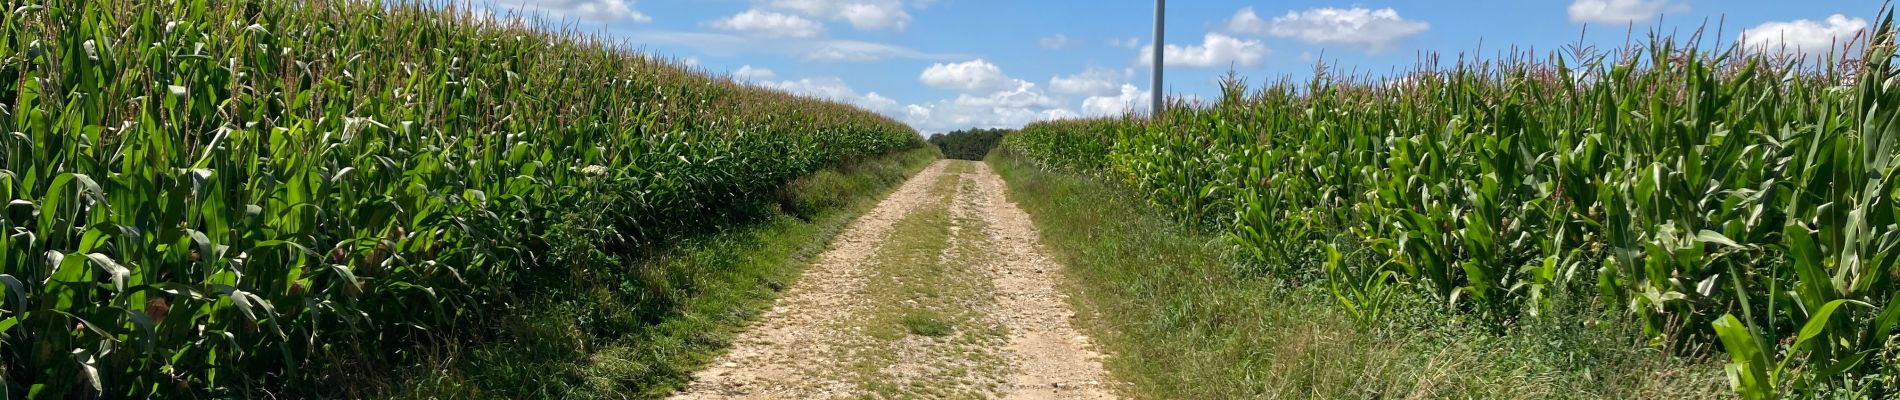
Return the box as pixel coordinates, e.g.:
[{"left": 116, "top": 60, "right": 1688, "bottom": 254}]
[{"left": 489, "top": 0, "right": 1885, "bottom": 134}]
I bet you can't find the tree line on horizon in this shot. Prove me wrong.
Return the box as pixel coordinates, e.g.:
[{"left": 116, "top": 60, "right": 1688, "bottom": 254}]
[{"left": 928, "top": 128, "right": 1011, "bottom": 161}]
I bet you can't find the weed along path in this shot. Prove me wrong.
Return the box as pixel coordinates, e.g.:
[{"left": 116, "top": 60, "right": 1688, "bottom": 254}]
[{"left": 673, "top": 160, "right": 1117, "bottom": 399}]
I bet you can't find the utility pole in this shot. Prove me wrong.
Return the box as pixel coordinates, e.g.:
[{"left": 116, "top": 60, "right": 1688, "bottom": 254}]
[{"left": 1151, "top": 0, "right": 1165, "bottom": 117}]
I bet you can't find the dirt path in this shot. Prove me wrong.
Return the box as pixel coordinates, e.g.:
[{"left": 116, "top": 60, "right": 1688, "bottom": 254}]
[{"left": 673, "top": 160, "right": 1117, "bottom": 399}]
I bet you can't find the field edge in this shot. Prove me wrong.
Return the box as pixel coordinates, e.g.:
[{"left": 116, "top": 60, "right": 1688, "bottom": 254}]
[
  {"left": 382, "top": 147, "right": 942, "bottom": 399},
  {"left": 985, "top": 147, "right": 1728, "bottom": 399}
]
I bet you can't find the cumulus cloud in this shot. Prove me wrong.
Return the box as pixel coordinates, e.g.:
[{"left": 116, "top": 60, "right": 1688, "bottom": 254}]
[
  {"left": 1741, "top": 15, "right": 1869, "bottom": 57},
  {"left": 495, "top": 0, "right": 650, "bottom": 22},
  {"left": 635, "top": 32, "right": 954, "bottom": 62},
  {"left": 1040, "top": 35, "right": 1070, "bottom": 49},
  {"left": 1049, "top": 68, "right": 1123, "bottom": 97},
  {"left": 1138, "top": 33, "right": 1269, "bottom": 68},
  {"left": 908, "top": 64, "right": 1118, "bottom": 131},
  {"left": 1110, "top": 37, "right": 1142, "bottom": 49},
  {"left": 1223, "top": 7, "right": 1270, "bottom": 35},
  {"left": 709, "top": 9, "right": 826, "bottom": 38},
  {"left": 1083, "top": 84, "right": 1150, "bottom": 117},
  {"left": 859, "top": 92, "right": 902, "bottom": 111},
  {"left": 1567, "top": 0, "right": 1687, "bottom": 24},
  {"left": 920, "top": 59, "right": 1029, "bottom": 93},
  {"left": 761, "top": 0, "right": 911, "bottom": 31},
  {"left": 758, "top": 52, "right": 1084, "bottom": 134},
  {"left": 763, "top": 74, "right": 1075, "bottom": 134},
  {"left": 902, "top": 97, "right": 1077, "bottom": 133},
  {"left": 762, "top": 77, "right": 859, "bottom": 100},
  {"left": 951, "top": 82, "right": 1062, "bottom": 109},
  {"left": 1225, "top": 7, "right": 1427, "bottom": 53},
  {"left": 904, "top": 80, "right": 1079, "bottom": 133},
  {"left": 733, "top": 65, "right": 777, "bottom": 81}
]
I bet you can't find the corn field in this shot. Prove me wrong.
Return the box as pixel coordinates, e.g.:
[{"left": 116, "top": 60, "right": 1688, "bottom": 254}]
[
  {"left": 0, "top": 0, "right": 920, "bottom": 396},
  {"left": 1007, "top": 15, "right": 1900, "bottom": 399}
]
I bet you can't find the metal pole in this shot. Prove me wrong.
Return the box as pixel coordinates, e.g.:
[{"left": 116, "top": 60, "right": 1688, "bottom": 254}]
[{"left": 1151, "top": 0, "right": 1164, "bottom": 117}]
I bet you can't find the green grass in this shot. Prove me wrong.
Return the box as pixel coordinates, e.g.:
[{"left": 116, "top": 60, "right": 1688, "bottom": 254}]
[
  {"left": 902, "top": 311, "right": 955, "bottom": 338},
  {"left": 832, "top": 159, "right": 1007, "bottom": 399},
  {"left": 987, "top": 148, "right": 1727, "bottom": 399},
  {"left": 384, "top": 147, "right": 939, "bottom": 399}
]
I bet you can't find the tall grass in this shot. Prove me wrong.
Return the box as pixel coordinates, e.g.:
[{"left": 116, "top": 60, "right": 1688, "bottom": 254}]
[
  {"left": 0, "top": 0, "right": 920, "bottom": 396},
  {"left": 1007, "top": 14, "right": 1900, "bottom": 398}
]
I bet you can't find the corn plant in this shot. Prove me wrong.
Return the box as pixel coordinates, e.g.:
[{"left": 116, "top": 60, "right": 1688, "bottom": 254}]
[
  {"left": 1005, "top": 9, "right": 1900, "bottom": 397},
  {"left": 1005, "top": 117, "right": 1126, "bottom": 173},
  {"left": 0, "top": 0, "right": 921, "bottom": 396}
]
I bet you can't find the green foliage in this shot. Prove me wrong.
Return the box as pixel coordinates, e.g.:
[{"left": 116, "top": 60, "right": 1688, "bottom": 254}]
[
  {"left": 988, "top": 148, "right": 1726, "bottom": 398},
  {"left": 1005, "top": 14, "right": 1900, "bottom": 398},
  {"left": 778, "top": 147, "right": 942, "bottom": 220},
  {"left": 392, "top": 147, "right": 939, "bottom": 398},
  {"left": 900, "top": 311, "right": 952, "bottom": 337},
  {"left": 926, "top": 128, "right": 1009, "bottom": 161},
  {"left": 1005, "top": 118, "right": 1124, "bottom": 172},
  {"left": 0, "top": 0, "right": 921, "bottom": 396}
]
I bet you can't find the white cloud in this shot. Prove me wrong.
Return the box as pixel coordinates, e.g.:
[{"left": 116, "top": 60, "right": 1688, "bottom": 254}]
[
  {"left": 762, "top": 0, "right": 911, "bottom": 31},
  {"left": 709, "top": 9, "right": 826, "bottom": 38},
  {"left": 1083, "top": 84, "right": 1150, "bottom": 117},
  {"left": 1040, "top": 35, "right": 1071, "bottom": 49},
  {"left": 679, "top": 57, "right": 700, "bottom": 67},
  {"left": 495, "top": 0, "right": 651, "bottom": 22},
  {"left": 762, "top": 77, "right": 859, "bottom": 100},
  {"left": 734, "top": 65, "right": 777, "bottom": 81},
  {"left": 1110, "top": 37, "right": 1142, "bottom": 49},
  {"left": 910, "top": 81, "right": 1075, "bottom": 132},
  {"left": 1138, "top": 33, "right": 1269, "bottom": 68},
  {"left": 1223, "top": 7, "right": 1269, "bottom": 35},
  {"left": 903, "top": 96, "right": 1077, "bottom": 133},
  {"left": 951, "top": 81, "right": 1062, "bottom": 109},
  {"left": 760, "top": 75, "right": 1074, "bottom": 134},
  {"left": 920, "top": 59, "right": 1028, "bottom": 93},
  {"left": 1049, "top": 68, "right": 1123, "bottom": 96},
  {"left": 639, "top": 30, "right": 963, "bottom": 63},
  {"left": 1225, "top": 7, "right": 1427, "bottom": 53},
  {"left": 840, "top": 3, "right": 909, "bottom": 31},
  {"left": 859, "top": 92, "right": 901, "bottom": 111},
  {"left": 804, "top": 39, "right": 955, "bottom": 62},
  {"left": 1566, "top": 0, "right": 1687, "bottom": 24},
  {"left": 1741, "top": 15, "right": 1869, "bottom": 57}
]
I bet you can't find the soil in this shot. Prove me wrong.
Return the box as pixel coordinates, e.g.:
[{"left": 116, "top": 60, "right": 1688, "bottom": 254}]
[{"left": 671, "top": 160, "right": 1117, "bottom": 399}]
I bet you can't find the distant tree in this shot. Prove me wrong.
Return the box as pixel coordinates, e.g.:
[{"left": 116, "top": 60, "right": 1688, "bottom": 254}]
[{"left": 928, "top": 128, "right": 1011, "bottom": 160}]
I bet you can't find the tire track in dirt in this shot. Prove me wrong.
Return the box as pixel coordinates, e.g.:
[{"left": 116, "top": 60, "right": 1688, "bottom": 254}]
[{"left": 966, "top": 161, "right": 1116, "bottom": 399}]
